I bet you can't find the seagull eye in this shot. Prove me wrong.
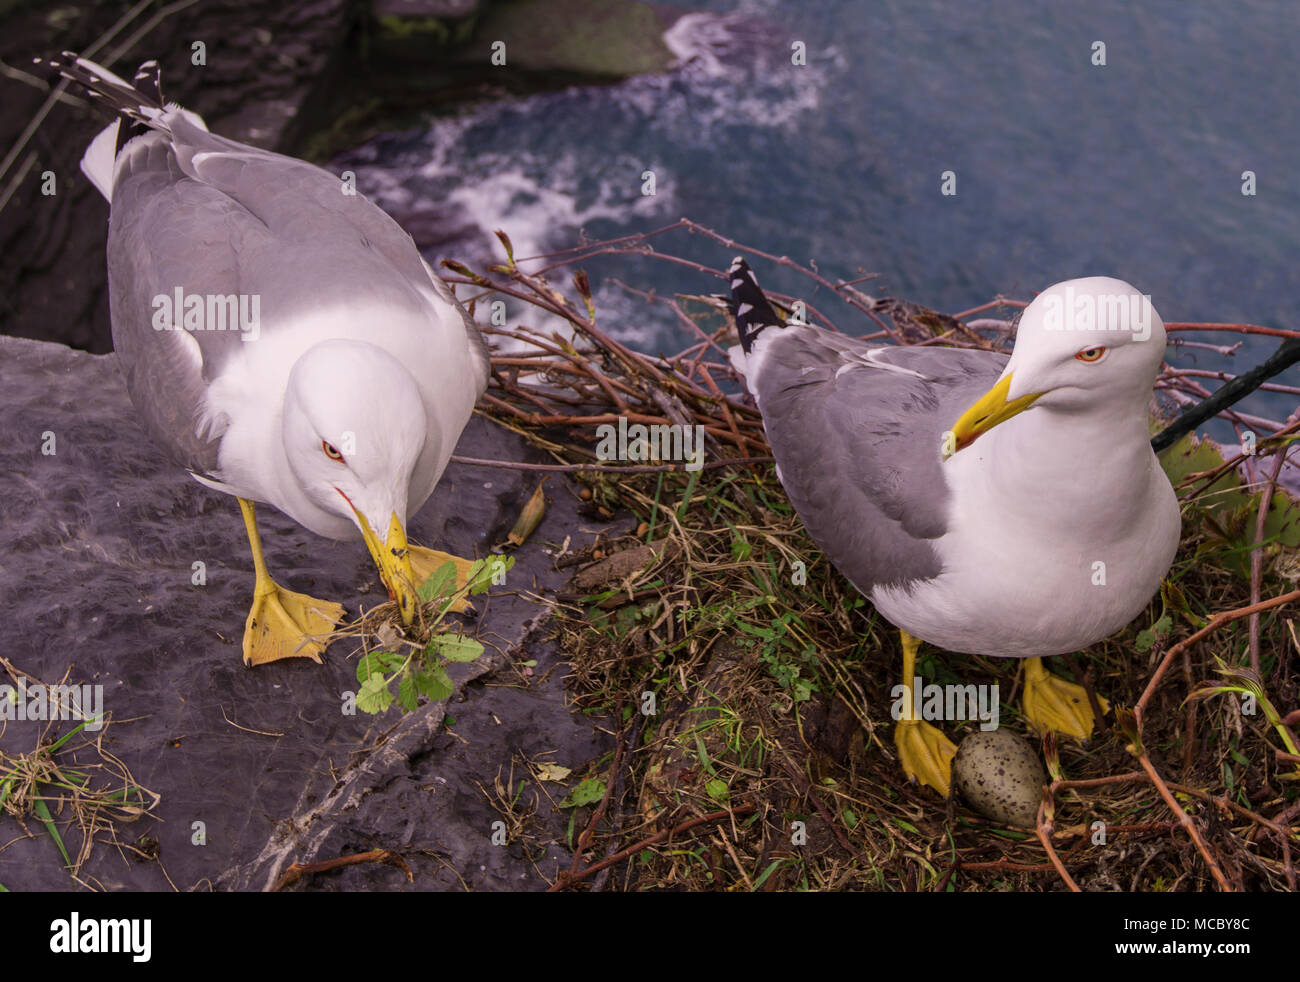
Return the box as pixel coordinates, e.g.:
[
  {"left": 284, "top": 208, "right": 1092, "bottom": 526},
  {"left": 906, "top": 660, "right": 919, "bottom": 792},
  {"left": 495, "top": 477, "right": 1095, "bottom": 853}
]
[
  {"left": 1075, "top": 346, "right": 1107, "bottom": 363},
  {"left": 322, "top": 440, "right": 344, "bottom": 462}
]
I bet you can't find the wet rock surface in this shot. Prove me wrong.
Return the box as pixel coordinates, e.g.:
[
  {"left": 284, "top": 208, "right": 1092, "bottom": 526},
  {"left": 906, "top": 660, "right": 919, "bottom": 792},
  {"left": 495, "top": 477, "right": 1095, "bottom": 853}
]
[{"left": 0, "top": 335, "right": 609, "bottom": 891}]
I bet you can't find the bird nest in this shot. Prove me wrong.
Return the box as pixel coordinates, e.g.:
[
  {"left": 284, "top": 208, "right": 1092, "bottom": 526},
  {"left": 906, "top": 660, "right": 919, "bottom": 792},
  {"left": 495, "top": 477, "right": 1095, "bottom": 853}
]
[{"left": 439, "top": 219, "right": 1300, "bottom": 893}]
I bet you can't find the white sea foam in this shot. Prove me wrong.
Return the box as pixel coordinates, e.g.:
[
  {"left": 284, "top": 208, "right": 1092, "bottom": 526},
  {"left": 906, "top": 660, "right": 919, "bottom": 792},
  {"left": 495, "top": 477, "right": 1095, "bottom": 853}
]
[
  {"left": 330, "top": 6, "right": 838, "bottom": 349},
  {"left": 340, "top": 110, "right": 673, "bottom": 270}
]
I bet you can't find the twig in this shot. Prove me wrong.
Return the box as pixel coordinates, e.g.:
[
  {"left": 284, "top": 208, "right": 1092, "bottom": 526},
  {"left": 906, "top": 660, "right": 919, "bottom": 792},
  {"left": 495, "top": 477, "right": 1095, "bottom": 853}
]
[
  {"left": 1166, "top": 323, "right": 1300, "bottom": 341},
  {"left": 1249, "top": 431, "right": 1295, "bottom": 673},
  {"left": 566, "top": 723, "right": 626, "bottom": 884},
  {"left": 1034, "top": 798, "right": 1081, "bottom": 892},
  {"left": 1135, "top": 590, "right": 1300, "bottom": 724},
  {"left": 547, "top": 803, "right": 757, "bottom": 891},
  {"left": 450, "top": 454, "right": 773, "bottom": 474},
  {"left": 1134, "top": 753, "right": 1232, "bottom": 890},
  {"left": 1151, "top": 338, "right": 1300, "bottom": 451},
  {"left": 269, "top": 849, "right": 413, "bottom": 891}
]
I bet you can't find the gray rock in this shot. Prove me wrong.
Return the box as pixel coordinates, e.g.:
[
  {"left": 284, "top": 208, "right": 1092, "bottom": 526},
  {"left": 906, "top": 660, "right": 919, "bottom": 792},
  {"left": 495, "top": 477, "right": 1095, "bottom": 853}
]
[{"left": 0, "top": 335, "right": 608, "bottom": 891}]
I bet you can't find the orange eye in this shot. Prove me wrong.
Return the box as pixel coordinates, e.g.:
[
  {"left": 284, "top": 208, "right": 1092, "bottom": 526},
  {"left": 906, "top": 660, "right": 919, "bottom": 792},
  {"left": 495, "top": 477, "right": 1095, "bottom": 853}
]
[
  {"left": 322, "top": 440, "right": 344, "bottom": 461},
  {"left": 1075, "top": 346, "right": 1106, "bottom": 363}
]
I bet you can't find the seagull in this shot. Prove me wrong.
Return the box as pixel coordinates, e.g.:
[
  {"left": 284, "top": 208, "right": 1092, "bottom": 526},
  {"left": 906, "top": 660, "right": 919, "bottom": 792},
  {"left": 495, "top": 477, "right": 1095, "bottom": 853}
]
[
  {"left": 728, "top": 258, "right": 1181, "bottom": 795},
  {"left": 45, "top": 53, "right": 491, "bottom": 667}
]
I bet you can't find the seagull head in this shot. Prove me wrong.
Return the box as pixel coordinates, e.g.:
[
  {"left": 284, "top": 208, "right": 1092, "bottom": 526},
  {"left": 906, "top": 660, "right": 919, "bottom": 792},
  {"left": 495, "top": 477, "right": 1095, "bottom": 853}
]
[
  {"left": 282, "top": 339, "right": 428, "bottom": 624},
  {"left": 943, "top": 277, "right": 1167, "bottom": 460}
]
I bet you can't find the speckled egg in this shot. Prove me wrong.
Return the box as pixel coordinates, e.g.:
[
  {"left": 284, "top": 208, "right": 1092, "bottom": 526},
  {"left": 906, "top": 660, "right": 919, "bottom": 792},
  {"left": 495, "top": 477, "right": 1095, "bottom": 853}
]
[{"left": 952, "top": 730, "right": 1046, "bottom": 827}]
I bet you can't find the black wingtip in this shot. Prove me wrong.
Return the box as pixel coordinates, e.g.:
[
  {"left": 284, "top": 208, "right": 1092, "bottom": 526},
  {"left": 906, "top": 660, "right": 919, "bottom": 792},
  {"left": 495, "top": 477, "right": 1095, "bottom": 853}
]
[
  {"left": 34, "top": 51, "right": 164, "bottom": 128},
  {"left": 726, "top": 256, "right": 784, "bottom": 353}
]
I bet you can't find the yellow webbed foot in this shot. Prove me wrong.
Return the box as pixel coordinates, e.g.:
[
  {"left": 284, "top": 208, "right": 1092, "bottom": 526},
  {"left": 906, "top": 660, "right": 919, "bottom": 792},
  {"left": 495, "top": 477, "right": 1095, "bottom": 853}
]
[
  {"left": 407, "top": 545, "right": 478, "bottom": 613},
  {"left": 1021, "top": 657, "right": 1109, "bottom": 738},
  {"left": 895, "top": 718, "right": 958, "bottom": 797},
  {"left": 894, "top": 629, "right": 956, "bottom": 795},
  {"left": 243, "top": 581, "right": 344, "bottom": 666},
  {"left": 237, "top": 497, "right": 343, "bottom": 666}
]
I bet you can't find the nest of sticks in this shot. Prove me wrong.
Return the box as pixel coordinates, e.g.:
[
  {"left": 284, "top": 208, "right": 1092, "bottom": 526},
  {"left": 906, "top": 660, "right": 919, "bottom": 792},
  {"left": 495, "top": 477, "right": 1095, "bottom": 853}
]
[{"left": 443, "top": 220, "right": 1299, "bottom": 892}]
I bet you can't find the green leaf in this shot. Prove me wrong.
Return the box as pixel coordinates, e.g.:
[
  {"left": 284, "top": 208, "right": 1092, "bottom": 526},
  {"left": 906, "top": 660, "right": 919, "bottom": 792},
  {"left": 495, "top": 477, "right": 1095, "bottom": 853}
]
[
  {"left": 560, "top": 777, "right": 607, "bottom": 808},
  {"left": 428, "top": 633, "right": 484, "bottom": 663},
  {"left": 417, "top": 562, "right": 458, "bottom": 603},
  {"left": 46, "top": 716, "right": 96, "bottom": 752},
  {"left": 356, "top": 651, "right": 403, "bottom": 684},
  {"left": 467, "top": 555, "right": 514, "bottom": 595},
  {"left": 1161, "top": 434, "right": 1300, "bottom": 579},
  {"left": 1157, "top": 432, "right": 1232, "bottom": 486},
  {"left": 705, "top": 779, "right": 730, "bottom": 804},
  {"left": 397, "top": 674, "right": 418, "bottom": 713},
  {"left": 415, "top": 665, "right": 454, "bottom": 702},
  {"left": 1135, "top": 614, "right": 1173, "bottom": 652},
  {"left": 357, "top": 674, "right": 394, "bottom": 714},
  {"left": 495, "top": 228, "right": 515, "bottom": 264},
  {"left": 32, "top": 792, "right": 71, "bottom": 868},
  {"left": 752, "top": 859, "right": 786, "bottom": 891}
]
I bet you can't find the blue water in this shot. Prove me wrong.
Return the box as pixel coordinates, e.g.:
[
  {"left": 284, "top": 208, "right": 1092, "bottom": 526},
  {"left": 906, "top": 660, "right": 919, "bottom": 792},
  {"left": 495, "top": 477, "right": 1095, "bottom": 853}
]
[{"left": 335, "top": 0, "right": 1299, "bottom": 426}]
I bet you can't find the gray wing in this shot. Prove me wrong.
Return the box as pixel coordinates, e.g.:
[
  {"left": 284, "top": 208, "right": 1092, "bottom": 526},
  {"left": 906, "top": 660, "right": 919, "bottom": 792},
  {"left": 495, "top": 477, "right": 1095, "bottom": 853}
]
[
  {"left": 106, "top": 115, "right": 488, "bottom": 474},
  {"left": 749, "top": 329, "right": 1007, "bottom": 593},
  {"left": 424, "top": 256, "right": 491, "bottom": 394},
  {"left": 106, "top": 134, "right": 241, "bottom": 475}
]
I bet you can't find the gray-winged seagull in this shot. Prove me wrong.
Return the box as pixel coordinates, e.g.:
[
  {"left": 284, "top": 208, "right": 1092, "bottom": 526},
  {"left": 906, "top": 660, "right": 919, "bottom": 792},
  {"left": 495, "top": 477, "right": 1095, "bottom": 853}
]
[
  {"left": 728, "top": 258, "right": 1180, "bottom": 795},
  {"left": 46, "top": 54, "right": 490, "bottom": 666}
]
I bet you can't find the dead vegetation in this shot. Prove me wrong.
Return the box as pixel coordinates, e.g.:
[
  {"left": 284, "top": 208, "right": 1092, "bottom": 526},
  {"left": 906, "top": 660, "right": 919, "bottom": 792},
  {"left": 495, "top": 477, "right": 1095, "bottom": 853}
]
[
  {"left": 446, "top": 221, "right": 1300, "bottom": 892},
  {"left": 0, "top": 656, "right": 162, "bottom": 889}
]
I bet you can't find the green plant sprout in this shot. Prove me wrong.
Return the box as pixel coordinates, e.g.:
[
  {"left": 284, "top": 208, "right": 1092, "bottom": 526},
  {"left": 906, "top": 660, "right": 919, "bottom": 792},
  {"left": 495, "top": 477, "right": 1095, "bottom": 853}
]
[
  {"left": 1191, "top": 659, "right": 1300, "bottom": 781},
  {"left": 355, "top": 556, "right": 512, "bottom": 715},
  {"left": 1, "top": 714, "right": 157, "bottom": 877}
]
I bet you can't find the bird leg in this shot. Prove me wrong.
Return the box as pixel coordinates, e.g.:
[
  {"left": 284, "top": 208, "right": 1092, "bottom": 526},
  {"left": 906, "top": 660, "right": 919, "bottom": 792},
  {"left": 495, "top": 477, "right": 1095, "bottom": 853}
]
[
  {"left": 1020, "top": 657, "right": 1108, "bottom": 738},
  {"left": 406, "top": 545, "right": 478, "bottom": 613},
  {"left": 239, "top": 498, "right": 344, "bottom": 666},
  {"left": 894, "top": 630, "right": 957, "bottom": 796}
]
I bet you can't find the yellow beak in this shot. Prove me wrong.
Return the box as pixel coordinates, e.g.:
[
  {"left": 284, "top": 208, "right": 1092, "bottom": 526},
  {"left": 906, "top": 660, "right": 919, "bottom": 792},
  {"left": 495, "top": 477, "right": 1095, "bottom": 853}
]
[
  {"left": 941, "top": 372, "right": 1043, "bottom": 461},
  {"left": 353, "top": 509, "right": 419, "bottom": 625}
]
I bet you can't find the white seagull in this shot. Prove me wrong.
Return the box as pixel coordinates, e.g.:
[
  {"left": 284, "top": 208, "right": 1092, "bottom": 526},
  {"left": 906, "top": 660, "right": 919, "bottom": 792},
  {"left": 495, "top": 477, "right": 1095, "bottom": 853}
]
[
  {"left": 728, "top": 259, "right": 1180, "bottom": 795},
  {"left": 47, "top": 53, "right": 490, "bottom": 666}
]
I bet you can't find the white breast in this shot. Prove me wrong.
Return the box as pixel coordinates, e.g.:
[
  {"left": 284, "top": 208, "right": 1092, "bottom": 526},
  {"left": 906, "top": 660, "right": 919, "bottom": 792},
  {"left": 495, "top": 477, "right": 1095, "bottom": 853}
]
[{"left": 871, "top": 409, "right": 1181, "bottom": 658}]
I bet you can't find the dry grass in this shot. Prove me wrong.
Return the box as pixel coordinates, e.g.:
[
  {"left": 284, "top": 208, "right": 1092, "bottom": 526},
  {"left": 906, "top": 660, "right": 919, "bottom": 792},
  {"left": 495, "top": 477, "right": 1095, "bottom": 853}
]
[
  {"left": 446, "top": 222, "right": 1300, "bottom": 892},
  {"left": 0, "top": 657, "right": 162, "bottom": 889}
]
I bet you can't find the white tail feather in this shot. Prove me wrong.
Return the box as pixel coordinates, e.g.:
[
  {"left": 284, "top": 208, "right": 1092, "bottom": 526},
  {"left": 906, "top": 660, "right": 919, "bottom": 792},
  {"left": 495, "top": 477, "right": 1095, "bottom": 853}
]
[
  {"left": 80, "top": 119, "right": 120, "bottom": 201},
  {"left": 72, "top": 55, "right": 133, "bottom": 89}
]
